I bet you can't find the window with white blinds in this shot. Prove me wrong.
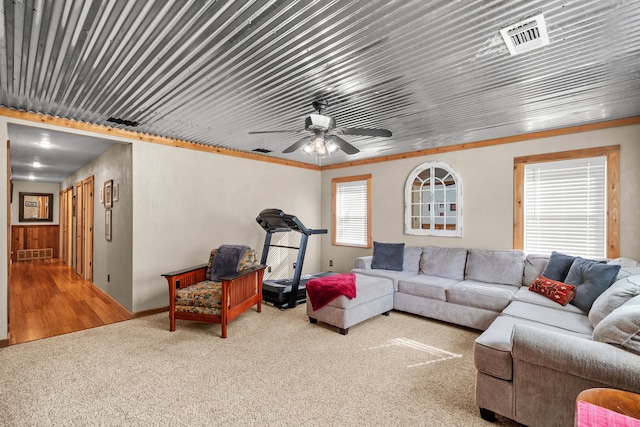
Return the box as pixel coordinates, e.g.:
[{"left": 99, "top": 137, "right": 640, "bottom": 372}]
[
  {"left": 332, "top": 175, "right": 371, "bottom": 247},
  {"left": 524, "top": 156, "right": 606, "bottom": 257}
]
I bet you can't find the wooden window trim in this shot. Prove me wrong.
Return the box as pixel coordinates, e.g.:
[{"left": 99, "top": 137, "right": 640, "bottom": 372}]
[
  {"left": 332, "top": 174, "right": 372, "bottom": 248},
  {"left": 513, "top": 145, "right": 620, "bottom": 258}
]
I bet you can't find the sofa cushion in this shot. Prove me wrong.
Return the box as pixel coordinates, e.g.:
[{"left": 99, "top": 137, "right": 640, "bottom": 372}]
[
  {"left": 323, "top": 274, "right": 394, "bottom": 309},
  {"left": 541, "top": 251, "right": 578, "bottom": 281},
  {"left": 528, "top": 275, "right": 577, "bottom": 306},
  {"left": 501, "top": 301, "right": 593, "bottom": 335},
  {"left": 402, "top": 246, "right": 423, "bottom": 273},
  {"left": 514, "top": 287, "right": 585, "bottom": 314},
  {"left": 447, "top": 280, "right": 517, "bottom": 312},
  {"left": 593, "top": 294, "right": 640, "bottom": 355},
  {"left": 565, "top": 258, "right": 621, "bottom": 312},
  {"left": 589, "top": 275, "right": 640, "bottom": 328},
  {"left": 523, "top": 253, "right": 550, "bottom": 286},
  {"left": 371, "top": 242, "right": 405, "bottom": 271},
  {"left": 465, "top": 249, "right": 524, "bottom": 286},
  {"left": 397, "top": 275, "right": 460, "bottom": 302},
  {"left": 351, "top": 268, "right": 417, "bottom": 292},
  {"left": 419, "top": 246, "right": 467, "bottom": 280}
]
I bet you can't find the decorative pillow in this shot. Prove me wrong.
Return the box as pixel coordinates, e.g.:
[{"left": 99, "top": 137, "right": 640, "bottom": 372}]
[
  {"left": 589, "top": 275, "right": 640, "bottom": 328},
  {"left": 593, "top": 295, "right": 640, "bottom": 355},
  {"left": 541, "top": 251, "right": 577, "bottom": 281},
  {"left": 565, "top": 258, "right": 621, "bottom": 312},
  {"left": 528, "top": 275, "right": 577, "bottom": 306},
  {"left": 371, "top": 242, "right": 405, "bottom": 271}
]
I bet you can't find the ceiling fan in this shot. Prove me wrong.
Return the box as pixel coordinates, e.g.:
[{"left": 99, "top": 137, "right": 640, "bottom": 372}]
[{"left": 248, "top": 100, "right": 392, "bottom": 156}]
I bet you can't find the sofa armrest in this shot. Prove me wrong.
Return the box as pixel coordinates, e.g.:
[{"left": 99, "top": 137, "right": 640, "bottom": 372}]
[
  {"left": 511, "top": 324, "right": 640, "bottom": 391},
  {"left": 354, "top": 255, "right": 373, "bottom": 270}
]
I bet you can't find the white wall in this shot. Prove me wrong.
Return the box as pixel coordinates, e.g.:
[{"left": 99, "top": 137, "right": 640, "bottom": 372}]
[
  {"left": 11, "top": 180, "right": 60, "bottom": 225},
  {"left": 320, "top": 124, "right": 640, "bottom": 273},
  {"left": 130, "top": 142, "right": 323, "bottom": 312}
]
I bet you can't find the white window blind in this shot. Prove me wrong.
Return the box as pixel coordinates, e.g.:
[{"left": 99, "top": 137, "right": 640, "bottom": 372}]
[
  {"left": 524, "top": 156, "right": 606, "bottom": 257},
  {"left": 335, "top": 179, "right": 369, "bottom": 246}
]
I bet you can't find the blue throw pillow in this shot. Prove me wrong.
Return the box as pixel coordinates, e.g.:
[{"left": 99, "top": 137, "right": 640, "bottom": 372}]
[
  {"left": 565, "top": 258, "right": 621, "bottom": 312},
  {"left": 542, "top": 251, "right": 578, "bottom": 282},
  {"left": 371, "top": 242, "right": 405, "bottom": 271}
]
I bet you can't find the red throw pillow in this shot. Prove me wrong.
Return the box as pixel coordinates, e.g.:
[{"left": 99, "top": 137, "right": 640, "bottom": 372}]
[{"left": 529, "top": 275, "right": 577, "bottom": 306}]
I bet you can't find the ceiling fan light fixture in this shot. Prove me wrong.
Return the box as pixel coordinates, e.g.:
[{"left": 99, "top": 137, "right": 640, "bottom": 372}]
[{"left": 325, "top": 139, "right": 339, "bottom": 155}]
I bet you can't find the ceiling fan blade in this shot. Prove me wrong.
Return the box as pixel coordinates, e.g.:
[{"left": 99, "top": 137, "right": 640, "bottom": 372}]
[
  {"left": 248, "top": 130, "right": 299, "bottom": 134},
  {"left": 327, "top": 135, "right": 359, "bottom": 155},
  {"left": 283, "top": 136, "right": 311, "bottom": 153},
  {"left": 338, "top": 128, "right": 392, "bottom": 137}
]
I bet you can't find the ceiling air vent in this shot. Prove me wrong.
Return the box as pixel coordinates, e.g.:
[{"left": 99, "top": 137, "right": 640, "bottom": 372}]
[
  {"left": 107, "top": 117, "right": 139, "bottom": 127},
  {"left": 252, "top": 148, "right": 272, "bottom": 154},
  {"left": 500, "top": 13, "right": 549, "bottom": 56}
]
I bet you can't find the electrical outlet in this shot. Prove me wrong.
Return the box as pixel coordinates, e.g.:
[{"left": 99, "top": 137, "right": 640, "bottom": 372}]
[
  {"left": 107, "top": 274, "right": 110, "bottom": 282},
  {"left": 293, "top": 263, "right": 297, "bottom": 269},
  {"left": 329, "top": 260, "right": 333, "bottom": 267},
  {"left": 267, "top": 266, "right": 272, "bottom": 273}
]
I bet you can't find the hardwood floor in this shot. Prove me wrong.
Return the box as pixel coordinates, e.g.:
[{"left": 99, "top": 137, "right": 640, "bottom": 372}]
[{"left": 8, "top": 258, "right": 131, "bottom": 345}]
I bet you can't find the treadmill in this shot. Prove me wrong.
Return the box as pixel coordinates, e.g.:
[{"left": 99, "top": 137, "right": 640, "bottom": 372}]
[{"left": 256, "top": 208, "right": 329, "bottom": 309}]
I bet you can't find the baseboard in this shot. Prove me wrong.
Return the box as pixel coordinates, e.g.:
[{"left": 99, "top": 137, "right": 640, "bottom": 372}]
[
  {"left": 131, "top": 306, "right": 168, "bottom": 319},
  {"left": 0, "top": 338, "right": 9, "bottom": 348}
]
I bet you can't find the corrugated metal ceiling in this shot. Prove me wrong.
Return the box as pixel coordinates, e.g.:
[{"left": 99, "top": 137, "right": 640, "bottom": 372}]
[{"left": 1, "top": 0, "right": 639, "bottom": 168}]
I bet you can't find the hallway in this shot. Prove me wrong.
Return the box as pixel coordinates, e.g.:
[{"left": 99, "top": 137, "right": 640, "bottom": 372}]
[{"left": 8, "top": 259, "right": 130, "bottom": 345}]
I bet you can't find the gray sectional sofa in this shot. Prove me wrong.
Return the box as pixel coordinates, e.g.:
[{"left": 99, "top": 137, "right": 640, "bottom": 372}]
[{"left": 352, "top": 245, "right": 640, "bottom": 427}]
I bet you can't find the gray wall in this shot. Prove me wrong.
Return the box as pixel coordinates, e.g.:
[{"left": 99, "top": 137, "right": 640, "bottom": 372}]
[{"left": 61, "top": 143, "right": 133, "bottom": 310}]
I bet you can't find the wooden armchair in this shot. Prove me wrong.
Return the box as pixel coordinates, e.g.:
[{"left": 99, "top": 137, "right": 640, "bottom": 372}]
[{"left": 161, "top": 246, "right": 265, "bottom": 338}]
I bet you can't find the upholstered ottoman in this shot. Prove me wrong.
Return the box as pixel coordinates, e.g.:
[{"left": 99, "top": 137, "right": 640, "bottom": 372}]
[{"left": 306, "top": 274, "right": 394, "bottom": 334}]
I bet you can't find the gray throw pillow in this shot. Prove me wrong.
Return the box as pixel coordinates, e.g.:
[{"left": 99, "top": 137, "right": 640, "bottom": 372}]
[
  {"left": 565, "top": 258, "right": 621, "bottom": 312},
  {"left": 371, "top": 242, "right": 405, "bottom": 271},
  {"left": 541, "top": 251, "right": 577, "bottom": 281},
  {"left": 589, "top": 275, "right": 640, "bottom": 328},
  {"left": 593, "top": 295, "right": 640, "bottom": 355}
]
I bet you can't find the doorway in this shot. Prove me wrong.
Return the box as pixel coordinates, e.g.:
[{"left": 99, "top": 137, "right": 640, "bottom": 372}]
[{"left": 73, "top": 176, "right": 94, "bottom": 280}]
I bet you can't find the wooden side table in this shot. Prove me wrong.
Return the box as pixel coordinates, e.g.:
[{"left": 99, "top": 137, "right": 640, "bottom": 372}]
[{"left": 576, "top": 388, "right": 640, "bottom": 426}]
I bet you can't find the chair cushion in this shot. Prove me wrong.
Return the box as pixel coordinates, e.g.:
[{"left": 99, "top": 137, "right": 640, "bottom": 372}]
[{"left": 175, "top": 280, "right": 222, "bottom": 309}]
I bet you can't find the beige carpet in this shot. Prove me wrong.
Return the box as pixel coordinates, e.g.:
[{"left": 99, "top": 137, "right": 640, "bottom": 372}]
[{"left": 0, "top": 304, "right": 522, "bottom": 426}]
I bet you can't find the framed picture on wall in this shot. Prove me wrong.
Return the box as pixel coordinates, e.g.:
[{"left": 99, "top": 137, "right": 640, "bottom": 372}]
[
  {"left": 104, "top": 180, "right": 113, "bottom": 209},
  {"left": 105, "top": 209, "right": 112, "bottom": 241}
]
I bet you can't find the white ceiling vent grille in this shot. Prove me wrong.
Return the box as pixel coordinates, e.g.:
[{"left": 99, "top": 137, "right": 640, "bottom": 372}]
[{"left": 500, "top": 13, "right": 549, "bottom": 56}]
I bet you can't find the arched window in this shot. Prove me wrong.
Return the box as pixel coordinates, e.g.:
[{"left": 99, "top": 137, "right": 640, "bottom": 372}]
[{"left": 404, "top": 161, "right": 463, "bottom": 236}]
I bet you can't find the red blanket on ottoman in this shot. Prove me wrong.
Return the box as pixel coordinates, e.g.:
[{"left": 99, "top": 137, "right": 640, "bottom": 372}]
[{"left": 306, "top": 273, "right": 357, "bottom": 311}]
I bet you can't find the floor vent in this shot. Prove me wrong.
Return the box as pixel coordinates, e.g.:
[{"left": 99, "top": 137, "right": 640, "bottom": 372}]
[
  {"left": 17, "top": 248, "right": 53, "bottom": 261},
  {"left": 500, "top": 13, "right": 549, "bottom": 56}
]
